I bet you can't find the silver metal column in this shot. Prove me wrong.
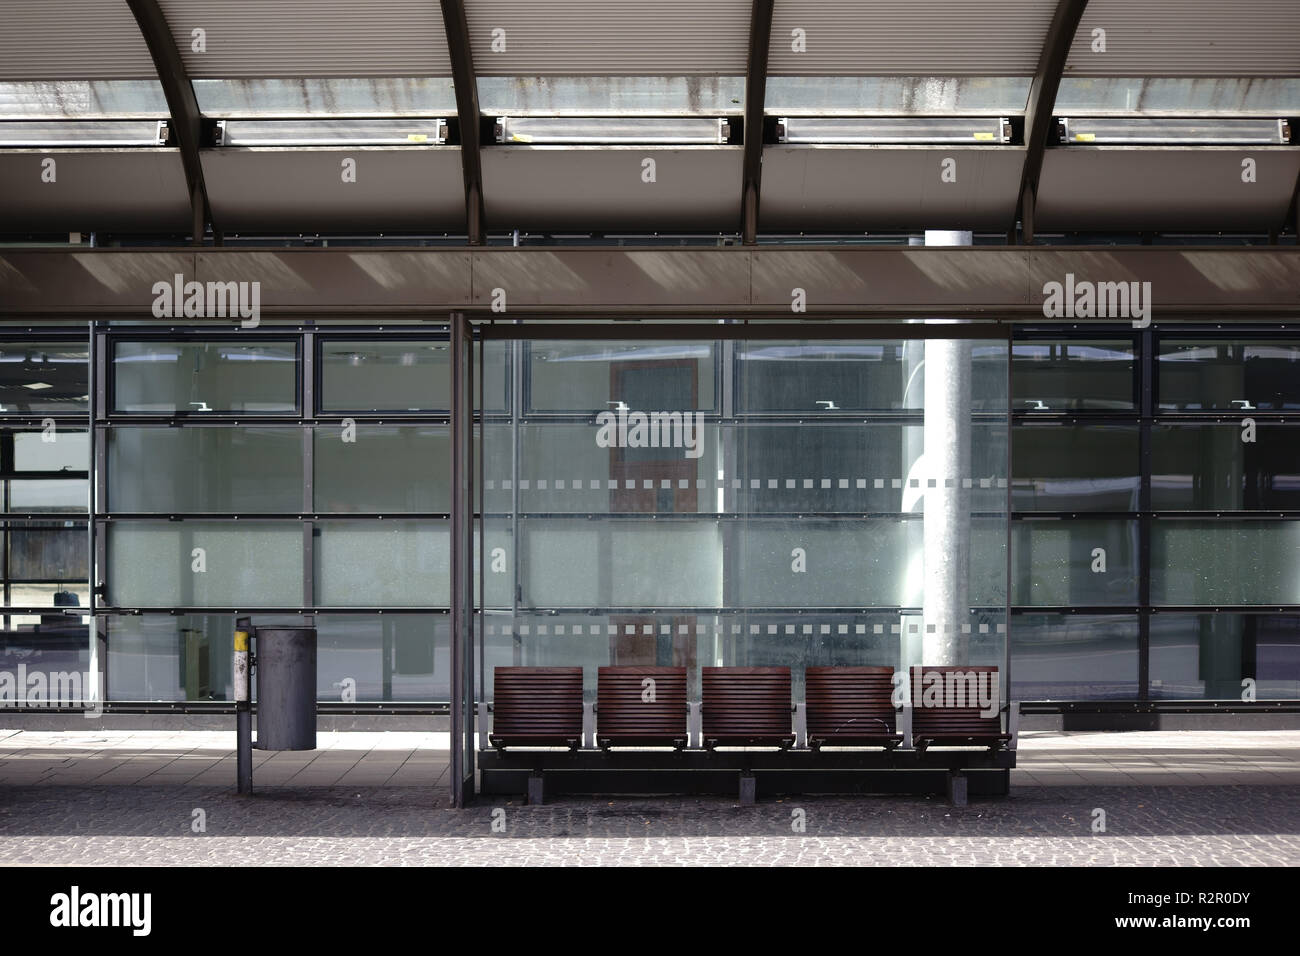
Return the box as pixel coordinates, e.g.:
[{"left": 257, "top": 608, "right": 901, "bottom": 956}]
[{"left": 923, "top": 231, "right": 973, "bottom": 666}]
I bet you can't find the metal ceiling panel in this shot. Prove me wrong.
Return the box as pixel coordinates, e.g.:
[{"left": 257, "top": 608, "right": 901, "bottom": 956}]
[
  {"left": 767, "top": 0, "right": 1057, "bottom": 77},
  {"left": 481, "top": 146, "right": 744, "bottom": 231},
  {"left": 156, "top": 0, "right": 452, "bottom": 78},
  {"left": 0, "top": 150, "right": 191, "bottom": 232},
  {"left": 0, "top": 0, "right": 159, "bottom": 80},
  {"left": 199, "top": 147, "right": 466, "bottom": 232},
  {"left": 761, "top": 146, "right": 1025, "bottom": 232},
  {"left": 465, "top": 0, "right": 752, "bottom": 76},
  {"left": 1036, "top": 148, "right": 1300, "bottom": 232},
  {"left": 470, "top": 248, "right": 751, "bottom": 309},
  {"left": 750, "top": 247, "right": 1031, "bottom": 310},
  {"left": 1064, "top": 0, "right": 1300, "bottom": 77}
]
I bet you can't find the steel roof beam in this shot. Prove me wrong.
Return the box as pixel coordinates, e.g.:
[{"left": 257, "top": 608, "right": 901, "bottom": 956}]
[
  {"left": 741, "top": 0, "right": 775, "bottom": 245},
  {"left": 441, "top": 0, "right": 486, "bottom": 244},
  {"left": 125, "top": 0, "right": 213, "bottom": 245},
  {"left": 1017, "top": 0, "right": 1089, "bottom": 244}
]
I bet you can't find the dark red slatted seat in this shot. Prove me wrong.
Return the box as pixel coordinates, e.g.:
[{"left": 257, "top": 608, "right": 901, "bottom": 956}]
[
  {"left": 488, "top": 666, "right": 584, "bottom": 751},
  {"left": 701, "top": 666, "right": 795, "bottom": 750},
  {"left": 805, "top": 666, "right": 903, "bottom": 750},
  {"left": 910, "top": 665, "right": 1011, "bottom": 751},
  {"left": 596, "top": 666, "right": 688, "bottom": 749}
]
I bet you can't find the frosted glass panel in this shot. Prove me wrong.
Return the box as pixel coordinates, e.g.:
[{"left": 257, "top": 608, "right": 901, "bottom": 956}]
[
  {"left": 109, "top": 427, "right": 303, "bottom": 512},
  {"left": 1012, "top": 519, "right": 1139, "bottom": 606},
  {"left": 9, "top": 479, "right": 88, "bottom": 512},
  {"left": 14, "top": 430, "right": 88, "bottom": 471},
  {"left": 314, "top": 426, "right": 447, "bottom": 513},
  {"left": 107, "top": 522, "right": 303, "bottom": 607},
  {"left": 1152, "top": 521, "right": 1300, "bottom": 606},
  {"left": 521, "top": 519, "right": 724, "bottom": 608},
  {"left": 315, "top": 521, "right": 449, "bottom": 606}
]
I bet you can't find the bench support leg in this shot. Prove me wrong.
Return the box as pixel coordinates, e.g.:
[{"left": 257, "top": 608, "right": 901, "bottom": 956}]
[
  {"left": 527, "top": 772, "right": 545, "bottom": 806},
  {"left": 947, "top": 770, "right": 968, "bottom": 807},
  {"left": 739, "top": 773, "right": 757, "bottom": 806}
]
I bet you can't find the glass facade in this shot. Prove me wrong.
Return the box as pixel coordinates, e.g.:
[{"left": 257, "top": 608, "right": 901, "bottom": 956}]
[{"left": 1, "top": 326, "right": 1296, "bottom": 705}]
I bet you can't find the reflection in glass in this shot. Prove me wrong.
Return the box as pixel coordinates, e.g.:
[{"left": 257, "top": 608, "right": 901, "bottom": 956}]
[
  {"left": 1013, "top": 425, "right": 1139, "bottom": 511},
  {"left": 1011, "top": 614, "right": 1139, "bottom": 700},
  {"left": 113, "top": 341, "right": 298, "bottom": 414},
  {"left": 1013, "top": 340, "right": 1134, "bottom": 411},
  {"left": 1150, "top": 613, "right": 1299, "bottom": 700},
  {"left": 1158, "top": 340, "right": 1300, "bottom": 411},
  {"left": 528, "top": 341, "right": 715, "bottom": 413},
  {"left": 1152, "top": 424, "right": 1300, "bottom": 511},
  {"left": 320, "top": 340, "right": 449, "bottom": 412},
  {"left": 0, "top": 342, "right": 89, "bottom": 414}
]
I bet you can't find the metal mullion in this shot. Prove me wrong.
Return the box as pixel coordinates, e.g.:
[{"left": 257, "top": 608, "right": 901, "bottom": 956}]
[{"left": 1138, "top": 328, "right": 1154, "bottom": 700}]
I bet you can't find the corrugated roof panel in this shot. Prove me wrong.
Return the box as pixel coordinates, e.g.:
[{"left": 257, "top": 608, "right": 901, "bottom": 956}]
[
  {"left": 1065, "top": 0, "right": 1300, "bottom": 77},
  {"left": 157, "top": 0, "right": 452, "bottom": 78},
  {"left": 767, "top": 0, "right": 1057, "bottom": 77},
  {"left": 0, "top": 0, "right": 158, "bottom": 80},
  {"left": 466, "top": 0, "right": 752, "bottom": 76}
]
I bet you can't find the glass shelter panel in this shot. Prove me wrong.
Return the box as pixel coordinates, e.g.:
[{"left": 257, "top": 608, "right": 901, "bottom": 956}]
[{"left": 481, "top": 335, "right": 1010, "bottom": 706}]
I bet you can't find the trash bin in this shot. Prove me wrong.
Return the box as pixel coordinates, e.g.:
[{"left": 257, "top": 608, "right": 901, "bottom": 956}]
[{"left": 255, "top": 626, "right": 317, "bottom": 750}]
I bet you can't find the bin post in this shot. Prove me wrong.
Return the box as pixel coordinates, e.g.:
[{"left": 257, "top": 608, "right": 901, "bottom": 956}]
[{"left": 234, "top": 617, "right": 253, "bottom": 795}]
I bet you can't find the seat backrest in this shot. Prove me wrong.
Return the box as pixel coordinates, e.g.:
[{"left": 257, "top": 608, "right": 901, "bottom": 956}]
[
  {"left": 805, "top": 666, "right": 897, "bottom": 737},
  {"left": 492, "top": 666, "right": 584, "bottom": 739},
  {"left": 597, "top": 666, "right": 687, "bottom": 739},
  {"left": 909, "top": 666, "right": 1003, "bottom": 735},
  {"left": 701, "top": 666, "right": 792, "bottom": 738}
]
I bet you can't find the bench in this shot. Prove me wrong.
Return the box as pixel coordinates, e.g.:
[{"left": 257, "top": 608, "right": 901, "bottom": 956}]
[
  {"left": 487, "top": 666, "right": 584, "bottom": 752},
  {"left": 596, "top": 665, "right": 688, "bottom": 750},
  {"left": 480, "top": 663, "right": 1016, "bottom": 807},
  {"left": 805, "top": 666, "right": 904, "bottom": 750},
  {"left": 910, "top": 665, "right": 1013, "bottom": 751},
  {"left": 701, "top": 666, "right": 796, "bottom": 751}
]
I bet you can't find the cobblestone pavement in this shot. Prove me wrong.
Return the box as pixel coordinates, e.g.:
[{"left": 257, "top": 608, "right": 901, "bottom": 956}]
[
  {"left": 2, "top": 729, "right": 1297, "bottom": 787},
  {"left": 1, "top": 785, "right": 1296, "bottom": 865}
]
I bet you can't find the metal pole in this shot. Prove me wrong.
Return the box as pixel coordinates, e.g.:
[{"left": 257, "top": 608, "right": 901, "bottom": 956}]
[
  {"left": 923, "top": 231, "right": 973, "bottom": 666},
  {"left": 234, "top": 616, "right": 253, "bottom": 795}
]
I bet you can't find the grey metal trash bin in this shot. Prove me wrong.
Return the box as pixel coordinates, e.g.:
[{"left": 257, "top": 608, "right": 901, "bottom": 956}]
[{"left": 255, "top": 627, "right": 317, "bottom": 751}]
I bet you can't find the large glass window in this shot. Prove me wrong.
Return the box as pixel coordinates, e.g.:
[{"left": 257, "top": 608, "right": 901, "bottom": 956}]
[
  {"left": 486, "top": 334, "right": 1010, "bottom": 702},
  {"left": 1014, "top": 425, "right": 1139, "bottom": 512},
  {"left": 1150, "top": 613, "right": 1299, "bottom": 701},
  {"left": 1013, "top": 339, "right": 1135, "bottom": 411},
  {"left": 1158, "top": 340, "right": 1300, "bottom": 412},
  {"left": 112, "top": 341, "right": 298, "bottom": 414},
  {"left": 0, "top": 342, "right": 89, "bottom": 414},
  {"left": 108, "top": 427, "right": 303, "bottom": 513},
  {"left": 106, "top": 521, "right": 303, "bottom": 608},
  {"left": 1152, "top": 521, "right": 1300, "bottom": 606},
  {"left": 1152, "top": 424, "right": 1300, "bottom": 511}
]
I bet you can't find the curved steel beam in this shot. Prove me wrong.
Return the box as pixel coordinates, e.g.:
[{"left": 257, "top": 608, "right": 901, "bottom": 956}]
[
  {"left": 741, "top": 0, "right": 775, "bottom": 245},
  {"left": 441, "top": 0, "right": 486, "bottom": 244},
  {"left": 125, "top": 0, "right": 213, "bottom": 244},
  {"left": 1016, "top": 0, "right": 1088, "bottom": 243}
]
